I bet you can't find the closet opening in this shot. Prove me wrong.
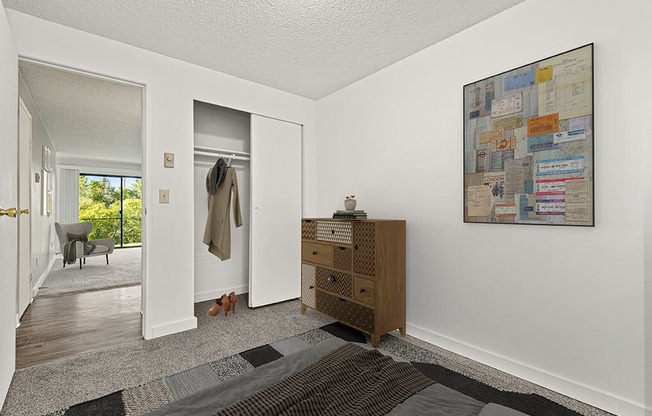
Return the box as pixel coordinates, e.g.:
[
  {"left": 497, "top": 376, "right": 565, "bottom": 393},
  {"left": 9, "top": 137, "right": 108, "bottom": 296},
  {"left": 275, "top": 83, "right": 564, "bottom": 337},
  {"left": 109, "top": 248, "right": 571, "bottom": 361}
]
[
  {"left": 193, "top": 101, "right": 251, "bottom": 309},
  {"left": 193, "top": 100, "right": 303, "bottom": 312}
]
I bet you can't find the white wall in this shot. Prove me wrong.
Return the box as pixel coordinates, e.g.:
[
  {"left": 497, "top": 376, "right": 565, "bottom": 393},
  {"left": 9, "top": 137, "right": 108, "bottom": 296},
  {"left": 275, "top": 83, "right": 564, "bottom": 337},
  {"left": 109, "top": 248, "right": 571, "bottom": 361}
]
[
  {"left": 0, "top": 4, "right": 17, "bottom": 407},
  {"left": 316, "top": 1, "right": 651, "bottom": 414},
  {"left": 6, "top": 10, "right": 318, "bottom": 340},
  {"left": 645, "top": 31, "right": 652, "bottom": 414},
  {"left": 193, "top": 101, "right": 250, "bottom": 301},
  {"left": 18, "top": 74, "right": 57, "bottom": 292}
]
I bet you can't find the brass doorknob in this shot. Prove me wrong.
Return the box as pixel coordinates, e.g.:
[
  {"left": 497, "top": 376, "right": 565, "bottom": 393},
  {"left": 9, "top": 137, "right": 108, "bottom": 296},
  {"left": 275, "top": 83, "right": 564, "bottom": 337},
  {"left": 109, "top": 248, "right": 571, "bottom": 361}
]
[
  {"left": 0, "top": 207, "right": 17, "bottom": 218},
  {"left": 20, "top": 208, "right": 29, "bottom": 215}
]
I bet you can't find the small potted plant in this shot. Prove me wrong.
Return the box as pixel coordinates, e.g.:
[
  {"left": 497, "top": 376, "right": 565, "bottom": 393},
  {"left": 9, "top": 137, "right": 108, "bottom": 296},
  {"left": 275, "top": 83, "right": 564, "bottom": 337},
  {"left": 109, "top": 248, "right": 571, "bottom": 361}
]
[{"left": 344, "top": 195, "right": 357, "bottom": 211}]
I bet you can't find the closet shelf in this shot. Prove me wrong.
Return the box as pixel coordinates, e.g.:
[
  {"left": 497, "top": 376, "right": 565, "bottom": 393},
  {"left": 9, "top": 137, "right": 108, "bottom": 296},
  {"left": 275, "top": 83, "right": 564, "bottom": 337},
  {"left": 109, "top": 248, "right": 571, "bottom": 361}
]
[{"left": 193, "top": 145, "right": 250, "bottom": 161}]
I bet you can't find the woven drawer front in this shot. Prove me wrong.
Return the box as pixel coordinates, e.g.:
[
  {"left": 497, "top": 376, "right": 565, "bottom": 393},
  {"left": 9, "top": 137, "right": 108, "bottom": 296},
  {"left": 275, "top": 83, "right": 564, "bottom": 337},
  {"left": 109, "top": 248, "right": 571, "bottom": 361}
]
[
  {"left": 317, "top": 291, "right": 374, "bottom": 333},
  {"left": 316, "top": 267, "right": 352, "bottom": 297},
  {"left": 302, "top": 220, "right": 316, "bottom": 240},
  {"left": 317, "top": 220, "right": 352, "bottom": 245},
  {"left": 301, "top": 264, "right": 316, "bottom": 309},
  {"left": 333, "top": 246, "right": 352, "bottom": 271},
  {"left": 352, "top": 222, "right": 376, "bottom": 276}
]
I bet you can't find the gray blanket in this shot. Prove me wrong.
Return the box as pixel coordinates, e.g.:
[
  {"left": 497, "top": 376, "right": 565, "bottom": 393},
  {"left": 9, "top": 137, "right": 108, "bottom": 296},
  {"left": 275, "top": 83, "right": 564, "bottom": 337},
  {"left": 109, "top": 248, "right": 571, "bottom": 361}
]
[
  {"left": 63, "top": 240, "right": 95, "bottom": 264},
  {"left": 147, "top": 339, "right": 490, "bottom": 416},
  {"left": 215, "top": 343, "right": 435, "bottom": 416}
]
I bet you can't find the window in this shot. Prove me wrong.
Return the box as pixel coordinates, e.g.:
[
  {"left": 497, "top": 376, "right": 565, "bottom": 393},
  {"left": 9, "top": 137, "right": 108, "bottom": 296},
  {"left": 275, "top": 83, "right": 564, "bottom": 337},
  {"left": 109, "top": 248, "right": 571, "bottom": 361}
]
[{"left": 79, "top": 174, "right": 142, "bottom": 247}]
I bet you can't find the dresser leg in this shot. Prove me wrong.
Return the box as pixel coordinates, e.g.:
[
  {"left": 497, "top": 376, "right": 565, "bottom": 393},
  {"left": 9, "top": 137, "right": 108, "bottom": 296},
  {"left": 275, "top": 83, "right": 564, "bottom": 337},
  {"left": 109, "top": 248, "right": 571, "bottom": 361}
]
[
  {"left": 372, "top": 333, "right": 380, "bottom": 348},
  {"left": 399, "top": 326, "right": 406, "bottom": 337},
  {"left": 300, "top": 304, "right": 307, "bottom": 314}
]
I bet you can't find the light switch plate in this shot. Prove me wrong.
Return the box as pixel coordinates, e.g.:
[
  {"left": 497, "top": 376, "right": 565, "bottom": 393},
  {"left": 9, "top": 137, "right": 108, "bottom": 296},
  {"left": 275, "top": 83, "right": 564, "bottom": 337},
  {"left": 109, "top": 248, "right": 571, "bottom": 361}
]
[
  {"left": 164, "top": 152, "right": 174, "bottom": 168},
  {"left": 159, "top": 189, "right": 170, "bottom": 203}
]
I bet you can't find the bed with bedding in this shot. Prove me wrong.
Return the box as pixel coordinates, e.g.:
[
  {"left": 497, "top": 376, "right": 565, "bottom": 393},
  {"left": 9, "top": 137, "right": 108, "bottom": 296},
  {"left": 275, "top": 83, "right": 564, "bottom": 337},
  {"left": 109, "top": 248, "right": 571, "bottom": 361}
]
[
  {"left": 147, "top": 337, "right": 531, "bottom": 416},
  {"left": 47, "top": 323, "right": 586, "bottom": 415}
]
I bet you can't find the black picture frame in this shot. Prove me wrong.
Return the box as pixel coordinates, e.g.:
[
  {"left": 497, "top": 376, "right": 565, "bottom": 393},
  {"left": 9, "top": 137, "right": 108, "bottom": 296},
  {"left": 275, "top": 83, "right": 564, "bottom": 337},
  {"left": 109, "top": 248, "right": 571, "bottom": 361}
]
[{"left": 463, "top": 43, "right": 594, "bottom": 226}]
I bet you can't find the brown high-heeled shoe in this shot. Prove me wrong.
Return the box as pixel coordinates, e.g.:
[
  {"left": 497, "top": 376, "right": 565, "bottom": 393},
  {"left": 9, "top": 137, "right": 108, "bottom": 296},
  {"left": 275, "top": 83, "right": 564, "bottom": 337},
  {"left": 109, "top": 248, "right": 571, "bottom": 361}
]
[
  {"left": 208, "top": 294, "right": 230, "bottom": 316},
  {"left": 227, "top": 292, "right": 237, "bottom": 316}
]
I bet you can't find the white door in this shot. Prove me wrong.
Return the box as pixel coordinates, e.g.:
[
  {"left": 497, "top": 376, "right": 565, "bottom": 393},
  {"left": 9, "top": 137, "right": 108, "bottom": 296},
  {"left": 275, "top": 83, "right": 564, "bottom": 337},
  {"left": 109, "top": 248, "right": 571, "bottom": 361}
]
[
  {"left": 249, "top": 115, "right": 302, "bottom": 307},
  {"left": 18, "top": 99, "right": 32, "bottom": 317},
  {"left": 0, "top": 12, "right": 18, "bottom": 406}
]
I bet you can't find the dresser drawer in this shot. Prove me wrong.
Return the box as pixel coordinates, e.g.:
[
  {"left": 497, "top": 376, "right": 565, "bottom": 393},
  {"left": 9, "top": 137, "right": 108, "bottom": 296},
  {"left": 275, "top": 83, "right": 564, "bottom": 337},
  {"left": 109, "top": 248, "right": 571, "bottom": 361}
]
[
  {"left": 316, "top": 268, "right": 352, "bottom": 297},
  {"left": 353, "top": 277, "right": 374, "bottom": 306},
  {"left": 301, "top": 264, "right": 316, "bottom": 309},
  {"left": 317, "top": 291, "right": 374, "bottom": 333},
  {"left": 301, "top": 219, "right": 316, "bottom": 241},
  {"left": 333, "top": 245, "right": 352, "bottom": 271},
  {"left": 317, "top": 220, "right": 352, "bottom": 245},
  {"left": 301, "top": 242, "right": 332, "bottom": 266}
]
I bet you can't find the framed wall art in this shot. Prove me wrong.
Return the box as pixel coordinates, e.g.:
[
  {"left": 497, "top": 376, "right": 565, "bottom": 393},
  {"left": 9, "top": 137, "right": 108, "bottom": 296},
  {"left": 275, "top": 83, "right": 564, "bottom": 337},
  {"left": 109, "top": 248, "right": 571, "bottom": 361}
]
[
  {"left": 463, "top": 43, "right": 594, "bottom": 226},
  {"left": 41, "top": 169, "right": 48, "bottom": 216},
  {"left": 42, "top": 144, "right": 51, "bottom": 172}
]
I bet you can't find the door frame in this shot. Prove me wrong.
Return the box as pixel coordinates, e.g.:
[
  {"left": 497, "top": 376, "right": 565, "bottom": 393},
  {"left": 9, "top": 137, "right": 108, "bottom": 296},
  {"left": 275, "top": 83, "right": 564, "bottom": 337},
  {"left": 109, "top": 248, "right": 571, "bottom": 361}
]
[
  {"left": 16, "top": 57, "right": 148, "bottom": 336},
  {"left": 17, "top": 97, "right": 32, "bottom": 321}
]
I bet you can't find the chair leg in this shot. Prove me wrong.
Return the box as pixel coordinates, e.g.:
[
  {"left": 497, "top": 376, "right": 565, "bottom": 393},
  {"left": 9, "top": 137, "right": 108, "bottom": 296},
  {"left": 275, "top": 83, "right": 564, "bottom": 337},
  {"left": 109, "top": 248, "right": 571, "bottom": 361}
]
[
  {"left": 83, "top": 258, "right": 86, "bottom": 264},
  {"left": 106, "top": 254, "right": 109, "bottom": 265},
  {"left": 79, "top": 259, "right": 82, "bottom": 270},
  {"left": 63, "top": 259, "right": 65, "bottom": 268}
]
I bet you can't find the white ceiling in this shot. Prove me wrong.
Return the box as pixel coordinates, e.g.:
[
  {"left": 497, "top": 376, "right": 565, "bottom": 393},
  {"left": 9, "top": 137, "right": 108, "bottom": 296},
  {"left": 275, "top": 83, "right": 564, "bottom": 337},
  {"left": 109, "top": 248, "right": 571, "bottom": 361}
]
[
  {"left": 8, "top": 0, "right": 525, "bottom": 169},
  {"left": 5, "top": 0, "right": 525, "bottom": 100},
  {"left": 19, "top": 61, "right": 143, "bottom": 168}
]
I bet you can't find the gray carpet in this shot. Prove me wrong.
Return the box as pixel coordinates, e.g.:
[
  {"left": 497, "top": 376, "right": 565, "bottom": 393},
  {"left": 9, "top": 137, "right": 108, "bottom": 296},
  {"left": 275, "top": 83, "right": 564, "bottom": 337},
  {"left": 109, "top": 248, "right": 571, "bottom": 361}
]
[
  {"left": 0, "top": 296, "right": 613, "bottom": 416},
  {"left": 42, "top": 327, "right": 613, "bottom": 416},
  {"left": 37, "top": 247, "right": 141, "bottom": 297},
  {"left": 0, "top": 295, "right": 335, "bottom": 416}
]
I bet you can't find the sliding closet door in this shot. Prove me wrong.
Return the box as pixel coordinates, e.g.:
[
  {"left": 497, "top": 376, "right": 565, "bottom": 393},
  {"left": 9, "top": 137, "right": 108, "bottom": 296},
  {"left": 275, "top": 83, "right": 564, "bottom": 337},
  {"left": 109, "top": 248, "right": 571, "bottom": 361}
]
[{"left": 249, "top": 115, "right": 302, "bottom": 307}]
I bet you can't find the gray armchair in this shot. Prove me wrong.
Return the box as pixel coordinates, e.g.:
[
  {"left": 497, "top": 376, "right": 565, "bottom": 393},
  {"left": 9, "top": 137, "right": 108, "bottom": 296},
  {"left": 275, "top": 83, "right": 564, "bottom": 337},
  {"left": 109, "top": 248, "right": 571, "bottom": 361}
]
[{"left": 54, "top": 222, "right": 115, "bottom": 269}]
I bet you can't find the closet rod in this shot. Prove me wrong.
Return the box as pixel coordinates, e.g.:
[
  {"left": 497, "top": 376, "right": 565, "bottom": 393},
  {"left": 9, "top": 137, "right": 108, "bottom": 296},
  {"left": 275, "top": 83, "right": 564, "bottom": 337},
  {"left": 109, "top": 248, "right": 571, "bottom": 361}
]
[
  {"left": 194, "top": 150, "right": 250, "bottom": 161},
  {"left": 194, "top": 145, "right": 250, "bottom": 157}
]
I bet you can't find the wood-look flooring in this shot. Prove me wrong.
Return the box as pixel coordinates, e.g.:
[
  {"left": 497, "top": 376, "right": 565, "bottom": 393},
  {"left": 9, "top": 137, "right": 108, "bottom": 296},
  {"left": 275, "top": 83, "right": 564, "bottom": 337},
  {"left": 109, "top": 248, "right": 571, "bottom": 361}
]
[{"left": 15, "top": 285, "right": 143, "bottom": 369}]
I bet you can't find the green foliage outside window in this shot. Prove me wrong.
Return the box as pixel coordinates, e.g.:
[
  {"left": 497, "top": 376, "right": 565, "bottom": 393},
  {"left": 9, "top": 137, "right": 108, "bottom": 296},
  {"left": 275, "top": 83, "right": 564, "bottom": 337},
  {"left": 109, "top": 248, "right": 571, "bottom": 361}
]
[{"left": 79, "top": 175, "right": 142, "bottom": 246}]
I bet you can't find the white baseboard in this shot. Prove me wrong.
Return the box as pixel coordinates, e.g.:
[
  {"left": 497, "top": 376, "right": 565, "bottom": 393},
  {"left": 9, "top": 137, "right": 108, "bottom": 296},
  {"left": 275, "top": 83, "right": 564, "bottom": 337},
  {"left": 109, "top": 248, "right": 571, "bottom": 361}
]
[
  {"left": 194, "top": 285, "right": 248, "bottom": 303},
  {"left": 148, "top": 316, "right": 197, "bottom": 340},
  {"left": 15, "top": 313, "right": 20, "bottom": 328},
  {"left": 406, "top": 323, "right": 646, "bottom": 416},
  {"left": 31, "top": 254, "right": 57, "bottom": 298}
]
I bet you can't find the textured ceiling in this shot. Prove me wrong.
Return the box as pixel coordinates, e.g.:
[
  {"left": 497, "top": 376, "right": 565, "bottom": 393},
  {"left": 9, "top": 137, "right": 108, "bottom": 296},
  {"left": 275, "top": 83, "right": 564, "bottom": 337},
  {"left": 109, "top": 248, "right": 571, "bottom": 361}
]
[
  {"left": 19, "top": 61, "right": 142, "bottom": 167},
  {"left": 10, "top": 1, "right": 525, "bottom": 168},
  {"left": 4, "top": 0, "right": 525, "bottom": 99}
]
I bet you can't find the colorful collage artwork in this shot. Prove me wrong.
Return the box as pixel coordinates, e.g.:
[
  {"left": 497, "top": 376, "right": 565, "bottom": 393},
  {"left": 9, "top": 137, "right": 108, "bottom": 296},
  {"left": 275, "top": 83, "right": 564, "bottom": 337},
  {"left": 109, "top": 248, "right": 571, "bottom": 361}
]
[{"left": 463, "top": 44, "right": 594, "bottom": 226}]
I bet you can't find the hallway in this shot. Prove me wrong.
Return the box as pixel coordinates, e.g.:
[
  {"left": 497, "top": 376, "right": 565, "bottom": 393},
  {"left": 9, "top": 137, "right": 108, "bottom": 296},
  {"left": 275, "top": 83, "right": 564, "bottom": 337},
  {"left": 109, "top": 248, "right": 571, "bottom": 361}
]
[{"left": 15, "top": 286, "right": 142, "bottom": 369}]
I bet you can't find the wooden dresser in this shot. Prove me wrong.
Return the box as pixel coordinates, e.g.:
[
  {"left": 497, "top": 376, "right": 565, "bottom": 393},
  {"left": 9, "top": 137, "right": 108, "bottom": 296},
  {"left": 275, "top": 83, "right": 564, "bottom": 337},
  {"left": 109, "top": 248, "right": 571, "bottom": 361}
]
[{"left": 300, "top": 218, "right": 406, "bottom": 347}]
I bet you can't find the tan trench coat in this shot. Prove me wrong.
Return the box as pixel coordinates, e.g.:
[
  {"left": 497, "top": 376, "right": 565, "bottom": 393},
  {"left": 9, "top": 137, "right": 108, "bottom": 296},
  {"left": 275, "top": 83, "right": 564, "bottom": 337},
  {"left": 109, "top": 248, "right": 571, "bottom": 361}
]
[{"left": 203, "top": 166, "right": 243, "bottom": 260}]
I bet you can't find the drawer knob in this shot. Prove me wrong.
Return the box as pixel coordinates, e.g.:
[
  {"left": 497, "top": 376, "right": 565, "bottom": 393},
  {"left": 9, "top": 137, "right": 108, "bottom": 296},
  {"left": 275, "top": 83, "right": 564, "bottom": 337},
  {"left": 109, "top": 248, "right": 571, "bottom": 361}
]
[
  {"left": 354, "top": 244, "right": 359, "bottom": 250},
  {"left": 309, "top": 285, "right": 314, "bottom": 289},
  {"left": 331, "top": 229, "right": 335, "bottom": 234},
  {"left": 327, "top": 275, "right": 337, "bottom": 283},
  {"left": 359, "top": 288, "right": 366, "bottom": 293},
  {"left": 312, "top": 251, "right": 318, "bottom": 255}
]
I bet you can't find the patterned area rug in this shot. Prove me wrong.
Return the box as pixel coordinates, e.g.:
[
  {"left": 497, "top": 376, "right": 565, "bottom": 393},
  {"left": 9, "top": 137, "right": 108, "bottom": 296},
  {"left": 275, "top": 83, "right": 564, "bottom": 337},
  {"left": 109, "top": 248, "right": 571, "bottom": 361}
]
[
  {"left": 46, "top": 323, "right": 590, "bottom": 416},
  {"left": 37, "top": 247, "right": 141, "bottom": 297}
]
